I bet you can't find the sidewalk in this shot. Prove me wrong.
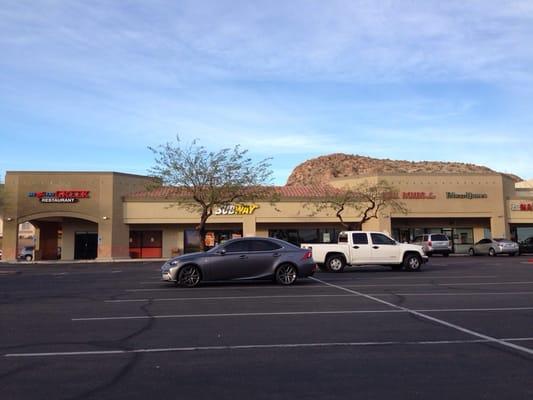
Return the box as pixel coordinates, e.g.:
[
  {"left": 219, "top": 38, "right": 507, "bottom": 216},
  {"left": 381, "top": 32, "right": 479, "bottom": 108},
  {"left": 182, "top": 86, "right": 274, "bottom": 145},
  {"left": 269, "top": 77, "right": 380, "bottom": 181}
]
[{"left": 0, "top": 258, "right": 167, "bottom": 265}]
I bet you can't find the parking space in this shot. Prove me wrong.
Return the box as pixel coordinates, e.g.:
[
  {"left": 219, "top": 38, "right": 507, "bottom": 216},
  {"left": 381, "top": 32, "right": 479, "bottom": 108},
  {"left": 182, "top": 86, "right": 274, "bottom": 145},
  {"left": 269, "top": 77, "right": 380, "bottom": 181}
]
[{"left": 1, "top": 256, "right": 533, "bottom": 399}]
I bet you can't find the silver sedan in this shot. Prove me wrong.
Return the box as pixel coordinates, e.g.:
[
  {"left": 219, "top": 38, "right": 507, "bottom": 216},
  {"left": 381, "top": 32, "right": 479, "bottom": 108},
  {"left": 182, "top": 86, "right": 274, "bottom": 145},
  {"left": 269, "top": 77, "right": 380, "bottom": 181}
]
[
  {"left": 469, "top": 238, "right": 519, "bottom": 256},
  {"left": 161, "top": 237, "right": 317, "bottom": 287}
]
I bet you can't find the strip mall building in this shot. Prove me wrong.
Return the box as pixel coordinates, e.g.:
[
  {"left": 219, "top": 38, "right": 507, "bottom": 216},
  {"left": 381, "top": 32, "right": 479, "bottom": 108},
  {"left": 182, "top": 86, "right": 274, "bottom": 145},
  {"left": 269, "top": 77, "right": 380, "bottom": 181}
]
[{"left": 2, "top": 171, "right": 533, "bottom": 261}]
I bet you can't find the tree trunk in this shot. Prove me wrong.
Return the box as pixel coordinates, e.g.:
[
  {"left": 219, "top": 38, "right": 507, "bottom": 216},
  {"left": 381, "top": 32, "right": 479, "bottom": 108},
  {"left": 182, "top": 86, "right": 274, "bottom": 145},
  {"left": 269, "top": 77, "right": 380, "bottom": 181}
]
[{"left": 197, "top": 208, "right": 210, "bottom": 251}]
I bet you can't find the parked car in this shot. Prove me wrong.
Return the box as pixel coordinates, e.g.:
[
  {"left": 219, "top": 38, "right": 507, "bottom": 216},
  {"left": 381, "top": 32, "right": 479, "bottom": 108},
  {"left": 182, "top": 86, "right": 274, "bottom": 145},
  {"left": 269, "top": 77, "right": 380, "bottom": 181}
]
[
  {"left": 161, "top": 237, "right": 316, "bottom": 287},
  {"left": 301, "top": 231, "right": 428, "bottom": 272},
  {"left": 18, "top": 246, "right": 35, "bottom": 261},
  {"left": 468, "top": 238, "right": 519, "bottom": 256},
  {"left": 518, "top": 237, "right": 533, "bottom": 254},
  {"left": 412, "top": 233, "right": 452, "bottom": 256}
]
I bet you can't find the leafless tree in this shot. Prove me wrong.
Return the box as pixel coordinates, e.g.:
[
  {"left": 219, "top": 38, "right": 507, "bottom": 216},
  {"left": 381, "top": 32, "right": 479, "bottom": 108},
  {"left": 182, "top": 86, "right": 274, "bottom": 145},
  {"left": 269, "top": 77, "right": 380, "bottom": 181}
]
[
  {"left": 149, "top": 137, "right": 275, "bottom": 250},
  {"left": 306, "top": 180, "right": 407, "bottom": 230}
]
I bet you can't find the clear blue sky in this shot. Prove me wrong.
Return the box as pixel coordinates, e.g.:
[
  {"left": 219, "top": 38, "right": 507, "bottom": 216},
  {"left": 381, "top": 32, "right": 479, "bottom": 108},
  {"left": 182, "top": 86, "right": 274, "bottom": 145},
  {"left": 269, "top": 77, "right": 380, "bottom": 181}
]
[{"left": 1, "top": 1, "right": 532, "bottom": 184}]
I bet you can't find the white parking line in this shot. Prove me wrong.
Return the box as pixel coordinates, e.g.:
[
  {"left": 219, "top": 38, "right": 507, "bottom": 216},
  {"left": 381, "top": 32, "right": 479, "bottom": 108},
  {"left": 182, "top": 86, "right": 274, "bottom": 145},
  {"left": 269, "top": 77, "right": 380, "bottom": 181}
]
[
  {"left": 105, "top": 291, "right": 533, "bottom": 303},
  {"left": 105, "top": 294, "right": 354, "bottom": 303},
  {"left": 310, "top": 277, "right": 533, "bottom": 357},
  {"left": 417, "top": 307, "right": 533, "bottom": 312},
  {"left": 383, "top": 291, "right": 533, "bottom": 296},
  {"left": 72, "top": 310, "right": 403, "bottom": 321},
  {"left": 343, "top": 281, "right": 533, "bottom": 287},
  {"left": 124, "top": 281, "right": 533, "bottom": 292},
  {"left": 5, "top": 337, "right": 533, "bottom": 358},
  {"left": 72, "top": 306, "right": 533, "bottom": 321},
  {"left": 367, "top": 275, "right": 499, "bottom": 280}
]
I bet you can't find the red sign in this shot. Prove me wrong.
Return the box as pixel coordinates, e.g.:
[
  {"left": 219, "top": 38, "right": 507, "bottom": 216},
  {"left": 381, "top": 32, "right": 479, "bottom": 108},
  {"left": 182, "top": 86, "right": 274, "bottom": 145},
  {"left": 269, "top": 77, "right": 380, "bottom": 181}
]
[
  {"left": 28, "top": 190, "right": 91, "bottom": 204},
  {"left": 511, "top": 202, "right": 533, "bottom": 211},
  {"left": 401, "top": 192, "right": 436, "bottom": 200},
  {"left": 521, "top": 204, "right": 533, "bottom": 211}
]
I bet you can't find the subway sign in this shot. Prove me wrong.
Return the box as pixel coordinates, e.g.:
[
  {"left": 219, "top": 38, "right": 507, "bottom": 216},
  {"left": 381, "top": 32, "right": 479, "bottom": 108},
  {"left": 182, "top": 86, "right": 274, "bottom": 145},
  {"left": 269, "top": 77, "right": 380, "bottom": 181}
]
[
  {"left": 28, "top": 190, "right": 90, "bottom": 204},
  {"left": 214, "top": 203, "right": 259, "bottom": 215}
]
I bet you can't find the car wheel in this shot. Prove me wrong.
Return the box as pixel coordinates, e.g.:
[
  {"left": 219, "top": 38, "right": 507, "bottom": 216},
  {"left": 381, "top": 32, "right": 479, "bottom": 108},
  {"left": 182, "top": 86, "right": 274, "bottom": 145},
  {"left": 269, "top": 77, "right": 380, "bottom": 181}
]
[
  {"left": 509, "top": 252, "right": 516, "bottom": 257},
  {"left": 468, "top": 248, "right": 475, "bottom": 256},
  {"left": 178, "top": 265, "right": 201, "bottom": 288},
  {"left": 403, "top": 254, "right": 422, "bottom": 272},
  {"left": 24, "top": 254, "right": 33, "bottom": 262},
  {"left": 326, "top": 255, "right": 346, "bottom": 272},
  {"left": 489, "top": 248, "right": 496, "bottom": 257},
  {"left": 275, "top": 264, "right": 298, "bottom": 285}
]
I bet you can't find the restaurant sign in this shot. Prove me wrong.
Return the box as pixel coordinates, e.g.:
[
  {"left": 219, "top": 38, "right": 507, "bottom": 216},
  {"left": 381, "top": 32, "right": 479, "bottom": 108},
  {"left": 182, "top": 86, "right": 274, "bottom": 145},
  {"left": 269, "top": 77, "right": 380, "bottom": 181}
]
[
  {"left": 215, "top": 203, "right": 259, "bottom": 215},
  {"left": 511, "top": 202, "right": 533, "bottom": 211},
  {"left": 401, "top": 192, "right": 436, "bottom": 200},
  {"left": 28, "top": 190, "right": 90, "bottom": 204},
  {"left": 384, "top": 192, "right": 436, "bottom": 200},
  {"left": 446, "top": 192, "right": 488, "bottom": 200}
]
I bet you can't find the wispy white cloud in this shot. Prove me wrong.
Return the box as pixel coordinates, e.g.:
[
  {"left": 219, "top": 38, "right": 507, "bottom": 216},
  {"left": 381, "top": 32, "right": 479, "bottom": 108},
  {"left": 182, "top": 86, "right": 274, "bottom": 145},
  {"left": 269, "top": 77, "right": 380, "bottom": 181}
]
[
  {"left": 1, "top": 1, "right": 533, "bottom": 182},
  {"left": 2, "top": 0, "right": 533, "bottom": 85}
]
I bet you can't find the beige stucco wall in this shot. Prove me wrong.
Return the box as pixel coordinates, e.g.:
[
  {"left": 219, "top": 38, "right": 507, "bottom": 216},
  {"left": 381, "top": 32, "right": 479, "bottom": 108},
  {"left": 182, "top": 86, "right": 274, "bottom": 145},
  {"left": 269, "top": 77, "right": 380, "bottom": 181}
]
[
  {"left": 330, "top": 173, "right": 511, "bottom": 238},
  {"left": 507, "top": 199, "right": 533, "bottom": 224},
  {"left": 2, "top": 172, "right": 153, "bottom": 261}
]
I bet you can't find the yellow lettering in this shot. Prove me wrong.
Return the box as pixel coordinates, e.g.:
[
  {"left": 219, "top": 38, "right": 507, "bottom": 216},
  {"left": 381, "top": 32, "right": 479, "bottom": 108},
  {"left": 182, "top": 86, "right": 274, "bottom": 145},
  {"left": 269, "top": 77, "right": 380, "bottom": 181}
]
[{"left": 233, "top": 204, "right": 259, "bottom": 215}]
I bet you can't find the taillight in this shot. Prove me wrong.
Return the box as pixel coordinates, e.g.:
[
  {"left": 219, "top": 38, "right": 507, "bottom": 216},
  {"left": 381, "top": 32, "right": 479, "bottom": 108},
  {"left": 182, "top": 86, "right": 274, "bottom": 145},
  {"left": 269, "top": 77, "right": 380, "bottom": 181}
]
[
  {"left": 301, "top": 250, "right": 312, "bottom": 260},
  {"left": 428, "top": 241, "right": 432, "bottom": 247}
]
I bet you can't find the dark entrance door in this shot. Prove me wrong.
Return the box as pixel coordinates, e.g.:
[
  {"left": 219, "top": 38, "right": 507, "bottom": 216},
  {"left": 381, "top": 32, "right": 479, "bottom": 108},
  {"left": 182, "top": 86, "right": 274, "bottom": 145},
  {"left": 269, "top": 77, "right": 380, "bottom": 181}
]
[{"left": 74, "top": 232, "right": 98, "bottom": 259}]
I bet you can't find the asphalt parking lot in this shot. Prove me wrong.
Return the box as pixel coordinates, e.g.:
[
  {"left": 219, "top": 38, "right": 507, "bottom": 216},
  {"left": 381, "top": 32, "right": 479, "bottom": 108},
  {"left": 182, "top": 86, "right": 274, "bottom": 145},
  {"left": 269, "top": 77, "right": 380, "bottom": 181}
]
[{"left": 1, "top": 256, "right": 533, "bottom": 400}]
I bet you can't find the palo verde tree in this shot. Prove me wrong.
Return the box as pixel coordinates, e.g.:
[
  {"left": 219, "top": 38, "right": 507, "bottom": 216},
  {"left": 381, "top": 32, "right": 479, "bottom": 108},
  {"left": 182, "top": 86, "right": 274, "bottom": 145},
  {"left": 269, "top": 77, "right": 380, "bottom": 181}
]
[
  {"left": 307, "top": 180, "right": 407, "bottom": 230},
  {"left": 149, "top": 137, "right": 275, "bottom": 250}
]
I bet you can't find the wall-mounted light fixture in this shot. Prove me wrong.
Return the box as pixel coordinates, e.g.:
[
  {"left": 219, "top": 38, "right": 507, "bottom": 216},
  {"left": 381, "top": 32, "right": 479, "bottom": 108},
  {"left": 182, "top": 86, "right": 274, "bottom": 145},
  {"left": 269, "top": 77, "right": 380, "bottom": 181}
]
[
  {"left": 102, "top": 216, "right": 110, "bottom": 220},
  {"left": 6, "top": 217, "right": 13, "bottom": 222}
]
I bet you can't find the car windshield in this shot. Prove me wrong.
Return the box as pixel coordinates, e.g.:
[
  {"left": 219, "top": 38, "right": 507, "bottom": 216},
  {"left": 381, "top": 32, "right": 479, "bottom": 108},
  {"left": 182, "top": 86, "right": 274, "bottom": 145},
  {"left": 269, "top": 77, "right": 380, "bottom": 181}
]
[
  {"left": 431, "top": 234, "right": 448, "bottom": 241},
  {"left": 494, "top": 238, "right": 509, "bottom": 243},
  {"left": 206, "top": 244, "right": 224, "bottom": 253}
]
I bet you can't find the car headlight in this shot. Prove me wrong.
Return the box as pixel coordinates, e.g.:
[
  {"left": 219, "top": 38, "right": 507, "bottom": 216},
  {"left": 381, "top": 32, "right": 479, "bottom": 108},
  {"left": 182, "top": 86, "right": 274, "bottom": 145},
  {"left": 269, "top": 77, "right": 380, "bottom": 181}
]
[{"left": 161, "top": 260, "right": 178, "bottom": 272}]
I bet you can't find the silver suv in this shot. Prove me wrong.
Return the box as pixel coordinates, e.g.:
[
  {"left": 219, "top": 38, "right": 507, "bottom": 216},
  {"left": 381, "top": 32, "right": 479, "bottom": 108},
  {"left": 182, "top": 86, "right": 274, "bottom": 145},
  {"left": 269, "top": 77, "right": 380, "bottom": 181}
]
[
  {"left": 18, "top": 246, "right": 35, "bottom": 261},
  {"left": 412, "top": 234, "right": 452, "bottom": 257}
]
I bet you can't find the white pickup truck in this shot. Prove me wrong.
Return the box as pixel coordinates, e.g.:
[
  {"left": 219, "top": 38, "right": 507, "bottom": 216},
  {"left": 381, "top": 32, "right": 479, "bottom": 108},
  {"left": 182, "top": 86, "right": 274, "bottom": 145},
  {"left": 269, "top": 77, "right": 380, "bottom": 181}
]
[{"left": 301, "top": 231, "right": 428, "bottom": 272}]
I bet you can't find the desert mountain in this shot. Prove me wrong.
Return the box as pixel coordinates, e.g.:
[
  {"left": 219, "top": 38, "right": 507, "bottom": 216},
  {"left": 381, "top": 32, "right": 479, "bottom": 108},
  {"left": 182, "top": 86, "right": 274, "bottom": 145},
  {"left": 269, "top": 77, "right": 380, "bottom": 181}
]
[{"left": 286, "top": 154, "right": 521, "bottom": 186}]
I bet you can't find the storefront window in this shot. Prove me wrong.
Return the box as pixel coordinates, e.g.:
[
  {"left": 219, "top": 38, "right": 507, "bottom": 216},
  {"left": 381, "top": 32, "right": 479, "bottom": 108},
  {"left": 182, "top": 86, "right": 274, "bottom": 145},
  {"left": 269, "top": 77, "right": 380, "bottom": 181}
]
[
  {"left": 184, "top": 229, "right": 202, "bottom": 253},
  {"left": 453, "top": 228, "right": 474, "bottom": 245},
  {"left": 514, "top": 226, "right": 533, "bottom": 242},
  {"left": 129, "top": 231, "right": 162, "bottom": 258},
  {"left": 184, "top": 229, "right": 242, "bottom": 253},
  {"left": 269, "top": 228, "right": 340, "bottom": 246}
]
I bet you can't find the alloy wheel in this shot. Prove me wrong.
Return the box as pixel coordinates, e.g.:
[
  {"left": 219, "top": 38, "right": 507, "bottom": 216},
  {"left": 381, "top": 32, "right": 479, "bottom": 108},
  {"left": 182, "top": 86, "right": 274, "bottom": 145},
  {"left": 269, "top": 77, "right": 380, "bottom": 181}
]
[
  {"left": 179, "top": 266, "right": 201, "bottom": 287},
  {"left": 276, "top": 264, "right": 297, "bottom": 285}
]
